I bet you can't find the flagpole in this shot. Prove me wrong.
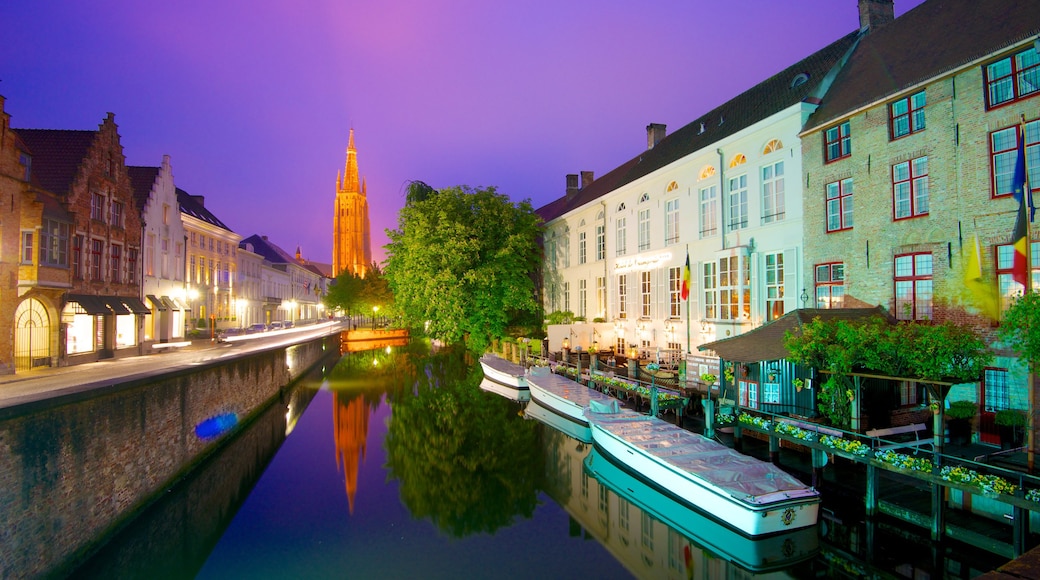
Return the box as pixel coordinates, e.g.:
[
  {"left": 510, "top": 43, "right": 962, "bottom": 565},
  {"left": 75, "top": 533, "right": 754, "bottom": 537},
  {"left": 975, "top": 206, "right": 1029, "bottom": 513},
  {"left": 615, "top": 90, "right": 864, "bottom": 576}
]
[
  {"left": 1016, "top": 115, "right": 1035, "bottom": 472},
  {"left": 685, "top": 244, "right": 691, "bottom": 355}
]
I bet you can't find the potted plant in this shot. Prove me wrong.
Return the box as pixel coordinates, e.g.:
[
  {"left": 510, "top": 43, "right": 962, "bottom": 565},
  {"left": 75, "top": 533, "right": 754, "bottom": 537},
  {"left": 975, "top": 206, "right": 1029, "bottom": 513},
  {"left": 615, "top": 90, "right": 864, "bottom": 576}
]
[
  {"left": 995, "top": 409, "right": 1027, "bottom": 450},
  {"left": 945, "top": 400, "right": 976, "bottom": 446}
]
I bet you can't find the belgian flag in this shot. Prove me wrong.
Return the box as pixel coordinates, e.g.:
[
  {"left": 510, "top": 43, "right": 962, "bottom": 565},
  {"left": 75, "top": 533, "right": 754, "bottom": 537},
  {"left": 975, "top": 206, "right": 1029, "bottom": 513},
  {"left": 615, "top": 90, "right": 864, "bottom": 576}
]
[{"left": 1011, "top": 127, "right": 1030, "bottom": 288}]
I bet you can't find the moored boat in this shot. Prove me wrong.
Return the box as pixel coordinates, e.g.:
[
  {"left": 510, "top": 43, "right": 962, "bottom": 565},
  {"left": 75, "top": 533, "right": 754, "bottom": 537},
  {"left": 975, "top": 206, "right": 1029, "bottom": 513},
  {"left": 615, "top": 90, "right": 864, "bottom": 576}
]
[
  {"left": 478, "top": 354, "right": 529, "bottom": 390},
  {"left": 479, "top": 377, "right": 531, "bottom": 402},
  {"left": 525, "top": 398, "right": 593, "bottom": 443},
  {"left": 525, "top": 366, "right": 619, "bottom": 429},
  {"left": 586, "top": 409, "right": 820, "bottom": 537}
]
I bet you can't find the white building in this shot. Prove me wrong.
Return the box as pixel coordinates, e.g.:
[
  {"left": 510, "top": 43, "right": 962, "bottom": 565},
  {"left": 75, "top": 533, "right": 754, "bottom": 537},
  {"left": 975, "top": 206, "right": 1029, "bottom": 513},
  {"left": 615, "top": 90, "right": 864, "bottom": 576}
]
[
  {"left": 129, "top": 156, "right": 188, "bottom": 344},
  {"left": 537, "top": 28, "right": 862, "bottom": 361},
  {"left": 241, "top": 234, "right": 326, "bottom": 325}
]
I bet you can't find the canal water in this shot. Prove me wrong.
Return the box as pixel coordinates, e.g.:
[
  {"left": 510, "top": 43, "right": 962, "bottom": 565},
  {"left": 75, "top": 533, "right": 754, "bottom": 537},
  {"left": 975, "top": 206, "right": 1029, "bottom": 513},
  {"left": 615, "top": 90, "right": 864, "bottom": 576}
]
[{"left": 73, "top": 342, "right": 1008, "bottom": 578}]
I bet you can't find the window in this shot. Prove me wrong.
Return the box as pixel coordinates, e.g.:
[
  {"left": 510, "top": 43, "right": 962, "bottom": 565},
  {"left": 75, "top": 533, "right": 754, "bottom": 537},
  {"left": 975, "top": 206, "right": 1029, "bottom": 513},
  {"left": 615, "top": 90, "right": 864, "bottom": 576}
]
[
  {"left": 699, "top": 165, "right": 716, "bottom": 179},
  {"left": 578, "top": 279, "right": 587, "bottom": 318},
  {"left": 110, "top": 200, "right": 124, "bottom": 228},
  {"left": 638, "top": 209, "right": 650, "bottom": 251},
  {"left": 616, "top": 217, "right": 627, "bottom": 256},
  {"left": 110, "top": 244, "right": 122, "bottom": 283},
  {"left": 191, "top": 232, "right": 197, "bottom": 247},
  {"left": 578, "top": 231, "right": 587, "bottom": 265},
  {"left": 893, "top": 156, "right": 929, "bottom": 219},
  {"left": 39, "top": 219, "right": 69, "bottom": 267},
  {"left": 719, "top": 255, "right": 749, "bottom": 320},
  {"left": 699, "top": 186, "right": 718, "bottom": 238},
  {"left": 190, "top": 255, "right": 196, "bottom": 283},
  {"left": 145, "top": 234, "right": 156, "bottom": 277},
  {"left": 91, "top": 192, "right": 106, "bottom": 222},
  {"left": 890, "top": 91, "right": 926, "bottom": 138},
  {"left": 815, "top": 263, "right": 845, "bottom": 308},
  {"left": 763, "top": 139, "right": 783, "bottom": 154},
  {"left": 162, "top": 204, "right": 169, "bottom": 225},
  {"left": 764, "top": 252, "right": 784, "bottom": 322},
  {"left": 738, "top": 380, "right": 759, "bottom": 410},
  {"left": 665, "top": 198, "right": 679, "bottom": 245},
  {"left": 984, "top": 46, "right": 1040, "bottom": 108},
  {"left": 72, "top": 235, "right": 83, "bottom": 279},
  {"left": 762, "top": 382, "right": 780, "bottom": 404},
  {"left": 826, "top": 178, "right": 854, "bottom": 232},
  {"left": 21, "top": 231, "right": 33, "bottom": 264},
  {"left": 596, "top": 276, "right": 606, "bottom": 319},
  {"left": 894, "top": 253, "right": 933, "bottom": 320},
  {"left": 90, "top": 239, "right": 103, "bottom": 281},
  {"left": 983, "top": 368, "right": 1010, "bottom": 412},
  {"left": 618, "top": 275, "right": 627, "bottom": 319},
  {"left": 702, "top": 262, "right": 717, "bottom": 319},
  {"left": 595, "top": 225, "right": 605, "bottom": 261},
  {"left": 761, "top": 161, "right": 785, "bottom": 223},
  {"left": 548, "top": 238, "right": 558, "bottom": 270},
  {"left": 668, "top": 266, "right": 682, "bottom": 318},
  {"left": 640, "top": 271, "right": 651, "bottom": 318},
  {"left": 997, "top": 241, "right": 1040, "bottom": 309},
  {"left": 127, "top": 248, "right": 138, "bottom": 285},
  {"left": 990, "top": 121, "right": 1039, "bottom": 198},
  {"left": 824, "top": 121, "right": 851, "bottom": 162},
  {"left": 728, "top": 174, "right": 748, "bottom": 230}
]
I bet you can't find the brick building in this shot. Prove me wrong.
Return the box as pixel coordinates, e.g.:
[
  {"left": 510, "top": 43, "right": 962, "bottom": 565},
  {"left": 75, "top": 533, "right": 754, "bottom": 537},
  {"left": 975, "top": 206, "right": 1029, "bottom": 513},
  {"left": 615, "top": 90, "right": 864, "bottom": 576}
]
[{"left": 14, "top": 111, "right": 147, "bottom": 365}]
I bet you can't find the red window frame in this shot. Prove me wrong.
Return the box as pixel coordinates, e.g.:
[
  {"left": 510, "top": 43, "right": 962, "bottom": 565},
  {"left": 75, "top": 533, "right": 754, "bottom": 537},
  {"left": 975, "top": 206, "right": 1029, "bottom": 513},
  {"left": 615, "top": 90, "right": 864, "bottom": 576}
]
[
  {"left": 890, "top": 91, "right": 926, "bottom": 139},
  {"left": 894, "top": 252, "right": 933, "bottom": 321},
  {"left": 71, "top": 235, "right": 83, "bottom": 279},
  {"left": 826, "top": 178, "right": 853, "bottom": 232},
  {"left": 990, "top": 121, "right": 1039, "bottom": 199},
  {"left": 824, "top": 121, "right": 851, "bottom": 162},
  {"left": 984, "top": 47, "right": 1040, "bottom": 110},
  {"left": 892, "top": 156, "right": 929, "bottom": 220},
  {"left": 814, "top": 262, "right": 845, "bottom": 308},
  {"left": 110, "top": 244, "right": 122, "bottom": 283},
  {"left": 90, "top": 239, "right": 103, "bottom": 281}
]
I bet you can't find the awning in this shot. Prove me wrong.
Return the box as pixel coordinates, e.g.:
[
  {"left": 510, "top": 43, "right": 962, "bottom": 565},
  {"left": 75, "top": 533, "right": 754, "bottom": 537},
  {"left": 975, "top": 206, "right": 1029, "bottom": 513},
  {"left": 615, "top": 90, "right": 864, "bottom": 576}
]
[
  {"left": 147, "top": 295, "right": 168, "bottom": 312},
  {"left": 100, "top": 296, "right": 131, "bottom": 315},
  {"left": 66, "top": 294, "right": 108, "bottom": 315},
  {"left": 121, "top": 296, "right": 152, "bottom": 315},
  {"left": 161, "top": 295, "right": 183, "bottom": 311}
]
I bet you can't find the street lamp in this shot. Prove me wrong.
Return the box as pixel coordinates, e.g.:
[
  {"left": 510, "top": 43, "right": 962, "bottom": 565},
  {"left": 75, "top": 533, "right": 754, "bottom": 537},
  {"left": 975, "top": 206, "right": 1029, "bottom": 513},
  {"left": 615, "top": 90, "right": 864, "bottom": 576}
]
[
  {"left": 647, "top": 362, "right": 661, "bottom": 418},
  {"left": 372, "top": 305, "right": 379, "bottom": 329}
]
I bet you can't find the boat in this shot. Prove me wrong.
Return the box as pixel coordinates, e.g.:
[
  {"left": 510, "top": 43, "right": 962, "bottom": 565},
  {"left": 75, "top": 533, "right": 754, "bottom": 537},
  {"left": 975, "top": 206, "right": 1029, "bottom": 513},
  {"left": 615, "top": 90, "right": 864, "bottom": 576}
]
[
  {"left": 478, "top": 354, "right": 529, "bottom": 391},
  {"left": 586, "top": 408, "right": 820, "bottom": 537},
  {"left": 479, "top": 377, "right": 530, "bottom": 403},
  {"left": 525, "top": 366, "right": 619, "bottom": 431},
  {"left": 584, "top": 447, "right": 819, "bottom": 572},
  {"left": 525, "top": 398, "right": 593, "bottom": 443}
]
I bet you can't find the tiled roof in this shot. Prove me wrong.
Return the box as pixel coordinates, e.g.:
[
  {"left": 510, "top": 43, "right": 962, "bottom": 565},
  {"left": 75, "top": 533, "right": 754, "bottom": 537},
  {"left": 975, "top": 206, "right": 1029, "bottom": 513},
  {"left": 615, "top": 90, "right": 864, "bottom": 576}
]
[
  {"left": 698, "top": 306, "right": 893, "bottom": 363},
  {"left": 240, "top": 234, "right": 301, "bottom": 266},
  {"left": 176, "top": 187, "right": 233, "bottom": 232},
  {"left": 14, "top": 129, "right": 96, "bottom": 196},
  {"left": 537, "top": 30, "right": 861, "bottom": 222},
  {"left": 127, "top": 166, "right": 159, "bottom": 215},
  {"left": 805, "top": 0, "right": 1040, "bottom": 132}
]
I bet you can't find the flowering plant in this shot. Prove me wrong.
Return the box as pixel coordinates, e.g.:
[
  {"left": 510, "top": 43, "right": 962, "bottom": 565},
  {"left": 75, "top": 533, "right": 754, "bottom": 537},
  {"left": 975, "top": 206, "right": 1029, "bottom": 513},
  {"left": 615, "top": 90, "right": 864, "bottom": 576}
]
[
  {"left": 874, "top": 450, "right": 933, "bottom": 473},
  {"left": 700, "top": 373, "right": 718, "bottom": 386},
  {"left": 820, "top": 435, "right": 870, "bottom": 457},
  {"left": 774, "top": 422, "right": 816, "bottom": 442},
  {"left": 1026, "top": 488, "right": 1040, "bottom": 503},
  {"left": 723, "top": 364, "right": 735, "bottom": 383},
  {"left": 715, "top": 411, "right": 735, "bottom": 425},
  {"left": 738, "top": 413, "right": 772, "bottom": 431},
  {"left": 555, "top": 365, "right": 579, "bottom": 379},
  {"left": 940, "top": 465, "right": 1017, "bottom": 496}
]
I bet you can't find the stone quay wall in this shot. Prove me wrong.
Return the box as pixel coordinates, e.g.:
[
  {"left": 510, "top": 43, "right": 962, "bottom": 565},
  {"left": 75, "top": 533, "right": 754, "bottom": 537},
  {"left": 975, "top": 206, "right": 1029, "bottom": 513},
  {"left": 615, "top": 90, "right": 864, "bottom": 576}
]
[{"left": 0, "top": 333, "right": 340, "bottom": 578}]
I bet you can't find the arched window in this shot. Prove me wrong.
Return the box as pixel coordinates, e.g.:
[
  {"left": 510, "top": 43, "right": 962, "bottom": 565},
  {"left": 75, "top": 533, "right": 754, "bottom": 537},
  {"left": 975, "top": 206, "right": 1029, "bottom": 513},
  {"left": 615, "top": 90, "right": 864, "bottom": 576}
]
[
  {"left": 638, "top": 193, "right": 650, "bottom": 203},
  {"left": 666, "top": 181, "right": 678, "bottom": 192},
  {"left": 616, "top": 202, "right": 626, "bottom": 213},
  {"left": 763, "top": 139, "right": 783, "bottom": 154},
  {"left": 596, "top": 210, "right": 604, "bottom": 220},
  {"left": 579, "top": 219, "right": 586, "bottom": 227},
  {"left": 729, "top": 154, "right": 747, "bottom": 168},
  {"left": 699, "top": 165, "right": 716, "bottom": 180}
]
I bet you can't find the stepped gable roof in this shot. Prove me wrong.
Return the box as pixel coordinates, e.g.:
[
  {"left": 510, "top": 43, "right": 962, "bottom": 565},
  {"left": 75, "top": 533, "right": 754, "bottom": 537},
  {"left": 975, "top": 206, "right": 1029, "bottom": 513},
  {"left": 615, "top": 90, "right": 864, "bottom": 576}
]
[
  {"left": 127, "top": 166, "right": 159, "bottom": 214},
  {"left": 14, "top": 128, "right": 96, "bottom": 196},
  {"left": 240, "top": 234, "right": 301, "bottom": 266},
  {"left": 805, "top": 0, "right": 1040, "bottom": 132},
  {"left": 698, "top": 306, "right": 893, "bottom": 363},
  {"left": 176, "top": 187, "right": 233, "bottom": 232},
  {"left": 536, "top": 30, "right": 861, "bottom": 222}
]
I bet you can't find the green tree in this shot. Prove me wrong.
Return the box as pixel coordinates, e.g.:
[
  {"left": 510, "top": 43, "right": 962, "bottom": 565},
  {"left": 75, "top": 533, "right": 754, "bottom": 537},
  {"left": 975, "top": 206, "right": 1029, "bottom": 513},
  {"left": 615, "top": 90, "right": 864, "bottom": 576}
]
[
  {"left": 385, "top": 185, "right": 542, "bottom": 351},
  {"left": 999, "top": 291, "right": 1040, "bottom": 372},
  {"left": 324, "top": 264, "right": 394, "bottom": 322}
]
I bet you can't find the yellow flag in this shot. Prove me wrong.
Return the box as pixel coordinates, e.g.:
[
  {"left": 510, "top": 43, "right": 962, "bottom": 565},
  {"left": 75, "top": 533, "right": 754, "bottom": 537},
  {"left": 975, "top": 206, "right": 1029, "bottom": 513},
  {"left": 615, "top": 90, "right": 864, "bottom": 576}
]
[{"left": 963, "top": 235, "right": 1000, "bottom": 320}]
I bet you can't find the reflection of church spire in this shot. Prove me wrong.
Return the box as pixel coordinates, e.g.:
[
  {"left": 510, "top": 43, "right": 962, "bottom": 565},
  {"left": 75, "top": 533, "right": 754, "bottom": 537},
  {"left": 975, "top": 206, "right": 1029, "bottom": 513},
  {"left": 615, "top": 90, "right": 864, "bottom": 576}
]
[{"left": 333, "top": 392, "right": 371, "bottom": 514}]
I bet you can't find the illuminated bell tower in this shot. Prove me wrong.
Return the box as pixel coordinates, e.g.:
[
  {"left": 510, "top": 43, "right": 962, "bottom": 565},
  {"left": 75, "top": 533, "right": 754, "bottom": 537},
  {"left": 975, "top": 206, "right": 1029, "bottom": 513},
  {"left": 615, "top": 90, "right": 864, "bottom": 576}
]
[{"left": 332, "top": 129, "right": 372, "bottom": 277}]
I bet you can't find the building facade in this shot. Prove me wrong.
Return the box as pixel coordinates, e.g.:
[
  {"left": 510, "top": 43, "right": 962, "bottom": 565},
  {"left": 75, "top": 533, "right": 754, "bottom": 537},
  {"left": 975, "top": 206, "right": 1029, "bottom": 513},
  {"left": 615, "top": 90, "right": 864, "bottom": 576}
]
[
  {"left": 179, "top": 188, "right": 242, "bottom": 335},
  {"left": 332, "top": 129, "right": 372, "bottom": 278},
  {"left": 241, "top": 234, "right": 326, "bottom": 325}
]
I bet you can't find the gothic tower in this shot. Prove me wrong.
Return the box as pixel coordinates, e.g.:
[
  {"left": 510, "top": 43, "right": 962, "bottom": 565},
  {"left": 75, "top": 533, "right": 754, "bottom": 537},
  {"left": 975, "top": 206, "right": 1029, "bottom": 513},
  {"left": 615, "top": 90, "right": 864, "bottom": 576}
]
[{"left": 332, "top": 129, "right": 372, "bottom": 277}]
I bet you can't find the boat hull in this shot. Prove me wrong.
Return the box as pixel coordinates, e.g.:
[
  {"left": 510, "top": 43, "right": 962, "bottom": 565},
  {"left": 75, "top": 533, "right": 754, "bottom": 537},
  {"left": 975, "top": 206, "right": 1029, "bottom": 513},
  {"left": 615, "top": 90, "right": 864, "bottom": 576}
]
[
  {"left": 479, "top": 378, "right": 530, "bottom": 402},
  {"left": 525, "top": 399, "right": 592, "bottom": 443},
  {"left": 588, "top": 412, "right": 819, "bottom": 537},
  {"left": 478, "top": 355, "right": 528, "bottom": 390},
  {"left": 526, "top": 367, "right": 619, "bottom": 428}
]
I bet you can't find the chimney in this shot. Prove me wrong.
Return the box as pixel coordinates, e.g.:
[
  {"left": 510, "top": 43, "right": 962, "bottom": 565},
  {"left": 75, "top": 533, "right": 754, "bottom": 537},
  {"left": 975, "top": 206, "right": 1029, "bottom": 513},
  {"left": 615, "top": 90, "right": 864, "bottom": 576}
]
[
  {"left": 859, "top": 0, "right": 894, "bottom": 32},
  {"left": 647, "top": 123, "right": 666, "bottom": 149},
  {"left": 566, "top": 174, "right": 579, "bottom": 198},
  {"left": 580, "top": 171, "right": 594, "bottom": 189}
]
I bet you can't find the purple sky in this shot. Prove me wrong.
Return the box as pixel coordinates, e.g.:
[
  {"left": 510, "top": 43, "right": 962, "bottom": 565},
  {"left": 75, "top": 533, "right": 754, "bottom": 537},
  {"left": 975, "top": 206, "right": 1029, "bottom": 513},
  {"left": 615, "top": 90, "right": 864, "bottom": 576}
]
[{"left": 2, "top": 0, "right": 926, "bottom": 265}]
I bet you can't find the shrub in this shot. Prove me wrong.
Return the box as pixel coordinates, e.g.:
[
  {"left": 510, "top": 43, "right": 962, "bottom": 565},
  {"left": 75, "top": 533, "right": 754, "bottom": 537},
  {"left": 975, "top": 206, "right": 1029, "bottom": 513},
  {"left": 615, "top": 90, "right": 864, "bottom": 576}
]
[
  {"left": 995, "top": 409, "right": 1027, "bottom": 427},
  {"left": 946, "top": 400, "right": 976, "bottom": 421}
]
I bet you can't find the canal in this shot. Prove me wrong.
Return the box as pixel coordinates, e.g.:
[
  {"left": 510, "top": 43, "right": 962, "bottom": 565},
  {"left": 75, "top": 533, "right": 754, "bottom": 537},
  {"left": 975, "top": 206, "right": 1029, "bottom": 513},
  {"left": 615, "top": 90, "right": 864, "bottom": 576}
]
[{"left": 69, "top": 341, "right": 1009, "bottom": 578}]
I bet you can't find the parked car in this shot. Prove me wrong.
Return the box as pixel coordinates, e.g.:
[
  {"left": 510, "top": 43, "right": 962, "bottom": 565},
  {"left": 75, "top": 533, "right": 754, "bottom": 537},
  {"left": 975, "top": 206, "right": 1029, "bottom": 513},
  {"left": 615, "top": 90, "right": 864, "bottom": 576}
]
[
  {"left": 268, "top": 321, "right": 284, "bottom": 330},
  {"left": 247, "top": 323, "right": 268, "bottom": 333},
  {"left": 283, "top": 320, "right": 295, "bottom": 329}
]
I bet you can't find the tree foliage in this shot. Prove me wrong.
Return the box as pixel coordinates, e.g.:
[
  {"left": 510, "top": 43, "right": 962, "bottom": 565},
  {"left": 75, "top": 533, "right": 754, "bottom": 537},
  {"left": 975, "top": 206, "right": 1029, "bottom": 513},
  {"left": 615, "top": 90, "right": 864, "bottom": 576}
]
[
  {"left": 784, "top": 316, "right": 992, "bottom": 427},
  {"left": 999, "top": 291, "right": 1040, "bottom": 372},
  {"left": 384, "top": 185, "right": 542, "bottom": 351},
  {"left": 324, "top": 263, "right": 394, "bottom": 318}
]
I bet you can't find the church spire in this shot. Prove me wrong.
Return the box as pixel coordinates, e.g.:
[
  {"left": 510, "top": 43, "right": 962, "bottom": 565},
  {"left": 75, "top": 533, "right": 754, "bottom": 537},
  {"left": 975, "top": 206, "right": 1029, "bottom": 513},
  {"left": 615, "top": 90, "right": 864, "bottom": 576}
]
[{"left": 341, "top": 128, "right": 360, "bottom": 194}]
